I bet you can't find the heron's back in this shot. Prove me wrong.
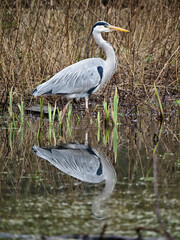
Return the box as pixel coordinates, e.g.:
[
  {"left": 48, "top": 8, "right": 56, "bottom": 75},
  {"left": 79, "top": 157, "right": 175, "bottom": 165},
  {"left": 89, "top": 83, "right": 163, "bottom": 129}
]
[{"left": 32, "top": 58, "right": 105, "bottom": 99}]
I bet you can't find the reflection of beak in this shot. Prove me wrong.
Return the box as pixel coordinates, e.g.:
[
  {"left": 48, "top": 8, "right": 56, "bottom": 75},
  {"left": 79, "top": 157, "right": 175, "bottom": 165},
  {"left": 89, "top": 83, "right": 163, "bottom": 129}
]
[{"left": 108, "top": 25, "right": 129, "bottom": 32}]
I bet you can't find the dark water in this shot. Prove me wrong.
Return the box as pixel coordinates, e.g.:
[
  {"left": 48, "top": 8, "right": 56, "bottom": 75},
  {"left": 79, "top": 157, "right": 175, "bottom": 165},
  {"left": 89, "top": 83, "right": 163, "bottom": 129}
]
[{"left": 0, "top": 115, "right": 180, "bottom": 239}]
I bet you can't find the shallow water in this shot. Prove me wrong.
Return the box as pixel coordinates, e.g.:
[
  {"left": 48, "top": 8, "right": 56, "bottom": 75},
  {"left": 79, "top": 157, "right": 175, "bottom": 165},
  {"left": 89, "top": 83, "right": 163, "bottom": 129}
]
[{"left": 0, "top": 115, "right": 180, "bottom": 239}]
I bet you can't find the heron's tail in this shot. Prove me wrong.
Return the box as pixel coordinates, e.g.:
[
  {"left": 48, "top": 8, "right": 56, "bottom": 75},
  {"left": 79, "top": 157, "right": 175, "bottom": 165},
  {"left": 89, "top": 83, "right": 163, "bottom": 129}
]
[
  {"left": 32, "top": 82, "right": 53, "bottom": 96},
  {"left": 32, "top": 87, "right": 38, "bottom": 96}
]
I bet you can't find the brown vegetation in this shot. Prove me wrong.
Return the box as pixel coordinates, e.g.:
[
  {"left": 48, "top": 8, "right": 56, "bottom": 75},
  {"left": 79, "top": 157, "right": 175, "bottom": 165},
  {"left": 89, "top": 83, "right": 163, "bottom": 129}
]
[{"left": 0, "top": 0, "right": 179, "bottom": 111}]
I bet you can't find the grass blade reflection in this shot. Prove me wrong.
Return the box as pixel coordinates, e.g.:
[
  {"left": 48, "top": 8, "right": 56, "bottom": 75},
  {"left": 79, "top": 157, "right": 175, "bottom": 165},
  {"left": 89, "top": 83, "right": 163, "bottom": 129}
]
[{"left": 113, "top": 127, "right": 118, "bottom": 162}]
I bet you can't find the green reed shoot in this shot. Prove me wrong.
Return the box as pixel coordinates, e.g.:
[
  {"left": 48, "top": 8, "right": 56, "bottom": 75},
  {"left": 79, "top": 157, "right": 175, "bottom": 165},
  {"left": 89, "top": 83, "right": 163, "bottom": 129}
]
[
  {"left": 113, "top": 127, "right": 118, "bottom": 162},
  {"left": 18, "top": 124, "right": 24, "bottom": 143},
  {"left": 97, "top": 111, "right": 100, "bottom": 142},
  {"left": 67, "top": 103, "right": 72, "bottom": 124},
  {"left": 10, "top": 110, "right": 16, "bottom": 128},
  {"left": 154, "top": 83, "right": 164, "bottom": 119},
  {"left": 52, "top": 102, "right": 57, "bottom": 122},
  {"left": 48, "top": 103, "right": 52, "bottom": 124},
  {"left": 48, "top": 123, "right": 52, "bottom": 143},
  {"left": 76, "top": 114, "right": 80, "bottom": 124},
  {"left": 103, "top": 128, "right": 109, "bottom": 147},
  {"left": 37, "top": 128, "right": 40, "bottom": 145},
  {"left": 153, "top": 119, "right": 164, "bottom": 156},
  {"left": 9, "top": 122, "right": 15, "bottom": 149},
  {"left": 57, "top": 107, "right": 62, "bottom": 139},
  {"left": 8, "top": 87, "right": 13, "bottom": 119},
  {"left": 48, "top": 103, "right": 53, "bottom": 141},
  {"left": 52, "top": 127, "right": 56, "bottom": 144},
  {"left": 97, "top": 111, "right": 100, "bottom": 127},
  {"left": 112, "top": 88, "right": 119, "bottom": 125},
  {"left": 103, "top": 100, "right": 110, "bottom": 126},
  {"left": 67, "top": 122, "right": 72, "bottom": 137},
  {"left": 57, "top": 107, "right": 62, "bottom": 125},
  {"left": 18, "top": 96, "right": 24, "bottom": 124},
  {"left": 66, "top": 104, "right": 72, "bottom": 138},
  {"left": 40, "top": 98, "right": 44, "bottom": 120}
]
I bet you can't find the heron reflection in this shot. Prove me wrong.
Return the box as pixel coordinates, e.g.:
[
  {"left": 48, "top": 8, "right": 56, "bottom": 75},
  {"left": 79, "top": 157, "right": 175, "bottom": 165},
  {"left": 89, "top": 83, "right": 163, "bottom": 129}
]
[{"left": 32, "top": 143, "right": 116, "bottom": 219}]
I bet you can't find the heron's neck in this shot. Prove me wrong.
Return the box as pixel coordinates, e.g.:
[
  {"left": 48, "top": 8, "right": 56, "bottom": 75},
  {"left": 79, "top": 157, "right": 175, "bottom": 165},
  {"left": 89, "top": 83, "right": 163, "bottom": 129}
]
[{"left": 93, "top": 32, "right": 117, "bottom": 69}]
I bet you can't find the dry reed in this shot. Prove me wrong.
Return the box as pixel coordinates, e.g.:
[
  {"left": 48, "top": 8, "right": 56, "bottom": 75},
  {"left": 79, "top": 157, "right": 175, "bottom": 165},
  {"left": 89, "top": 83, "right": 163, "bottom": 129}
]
[{"left": 0, "top": 0, "right": 179, "bottom": 113}]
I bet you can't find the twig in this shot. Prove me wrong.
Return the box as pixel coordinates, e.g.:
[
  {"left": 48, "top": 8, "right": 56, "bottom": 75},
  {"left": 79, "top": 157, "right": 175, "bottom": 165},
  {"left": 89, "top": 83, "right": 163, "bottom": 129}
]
[{"left": 154, "top": 46, "right": 180, "bottom": 85}]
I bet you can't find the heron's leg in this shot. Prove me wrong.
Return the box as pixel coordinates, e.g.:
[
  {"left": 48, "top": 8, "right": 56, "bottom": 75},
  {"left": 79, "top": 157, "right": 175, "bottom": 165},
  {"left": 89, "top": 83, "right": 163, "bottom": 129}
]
[
  {"left": 85, "top": 130, "right": 89, "bottom": 145},
  {"left": 85, "top": 96, "right": 90, "bottom": 118},
  {"left": 61, "top": 100, "right": 72, "bottom": 121}
]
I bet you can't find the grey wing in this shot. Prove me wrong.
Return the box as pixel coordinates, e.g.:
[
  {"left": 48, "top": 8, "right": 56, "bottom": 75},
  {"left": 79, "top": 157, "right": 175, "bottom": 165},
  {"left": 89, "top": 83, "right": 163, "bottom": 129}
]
[
  {"left": 32, "top": 145, "right": 104, "bottom": 183},
  {"left": 33, "top": 58, "right": 104, "bottom": 97}
]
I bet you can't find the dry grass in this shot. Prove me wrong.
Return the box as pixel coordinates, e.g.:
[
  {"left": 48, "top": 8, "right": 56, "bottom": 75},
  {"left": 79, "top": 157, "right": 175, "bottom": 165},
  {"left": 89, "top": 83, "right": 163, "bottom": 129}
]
[{"left": 0, "top": 0, "right": 179, "bottom": 110}]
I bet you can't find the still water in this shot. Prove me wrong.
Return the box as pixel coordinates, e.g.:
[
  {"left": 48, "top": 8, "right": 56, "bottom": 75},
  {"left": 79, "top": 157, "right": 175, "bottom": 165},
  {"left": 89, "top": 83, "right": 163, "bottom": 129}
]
[{"left": 0, "top": 115, "right": 180, "bottom": 239}]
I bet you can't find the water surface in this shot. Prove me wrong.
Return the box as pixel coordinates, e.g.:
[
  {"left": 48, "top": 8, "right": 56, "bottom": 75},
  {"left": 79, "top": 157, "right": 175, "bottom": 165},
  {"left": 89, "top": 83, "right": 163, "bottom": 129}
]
[{"left": 0, "top": 116, "right": 180, "bottom": 239}]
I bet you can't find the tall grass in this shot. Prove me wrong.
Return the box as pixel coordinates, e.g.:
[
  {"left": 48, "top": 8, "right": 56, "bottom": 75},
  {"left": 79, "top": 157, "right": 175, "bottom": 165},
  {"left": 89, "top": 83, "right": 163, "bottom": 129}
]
[{"left": 0, "top": 0, "right": 179, "bottom": 111}]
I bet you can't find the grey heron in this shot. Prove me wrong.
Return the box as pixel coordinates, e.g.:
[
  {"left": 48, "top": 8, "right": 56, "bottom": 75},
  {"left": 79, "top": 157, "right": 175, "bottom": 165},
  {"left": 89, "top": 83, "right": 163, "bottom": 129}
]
[
  {"left": 32, "top": 21, "right": 129, "bottom": 117},
  {"left": 32, "top": 143, "right": 116, "bottom": 219}
]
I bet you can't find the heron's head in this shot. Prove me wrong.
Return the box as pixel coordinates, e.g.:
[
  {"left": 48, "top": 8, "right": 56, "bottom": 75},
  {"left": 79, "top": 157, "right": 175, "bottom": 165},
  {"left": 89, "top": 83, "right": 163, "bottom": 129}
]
[
  {"left": 92, "top": 21, "right": 129, "bottom": 33},
  {"left": 85, "top": 21, "right": 129, "bottom": 55}
]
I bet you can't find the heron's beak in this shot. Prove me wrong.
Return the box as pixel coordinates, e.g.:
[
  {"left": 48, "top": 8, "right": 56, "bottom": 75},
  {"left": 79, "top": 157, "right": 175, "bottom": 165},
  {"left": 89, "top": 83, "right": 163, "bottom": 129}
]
[{"left": 108, "top": 25, "right": 129, "bottom": 32}]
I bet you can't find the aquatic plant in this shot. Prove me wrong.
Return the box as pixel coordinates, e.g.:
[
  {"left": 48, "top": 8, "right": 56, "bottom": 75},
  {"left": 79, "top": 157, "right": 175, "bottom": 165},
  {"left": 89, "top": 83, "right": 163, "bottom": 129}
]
[
  {"left": 8, "top": 87, "right": 17, "bottom": 129},
  {"left": 67, "top": 103, "right": 72, "bottom": 125},
  {"left": 97, "top": 111, "right": 101, "bottom": 142},
  {"left": 103, "top": 128, "right": 110, "bottom": 147},
  {"left": 113, "top": 127, "right": 118, "bottom": 162},
  {"left": 76, "top": 114, "right": 80, "bottom": 124},
  {"left": 8, "top": 122, "right": 15, "bottom": 149},
  {"left": 8, "top": 87, "right": 13, "bottom": 119},
  {"left": 112, "top": 88, "right": 119, "bottom": 125},
  {"left": 8, "top": 88, "right": 16, "bottom": 126},
  {"left": 37, "top": 128, "right": 40, "bottom": 145},
  {"left": 18, "top": 124, "right": 24, "bottom": 143},
  {"left": 67, "top": 122, "right": 72, "bottom": 138},
  {"left": 48, "top": 123, "right": 52, "bottom": 142},
  {"left": 52, "top": 102, "right": 57, "bottom": 122},
  {"left": 40, "top": 98, "right": 44, "bottom": 120},
  {"left": 57, "top": 107, "right": 62, "bottom": 137},
  {"left": 48, "top": 103, "right": 52, "bottom": 124},
  {"left": 18, "top": 96, "right": 24, "bottom": 124},
  {"left": 66, "top": 104, "right": 72, "bottom": 137},
  {"left": 154, "top": 83, "right": 164, "bottom": 120},
  {"left": 103, "top": 100, "right": 110, "bottom": 127},
  {"left": 153, "top": 120, "right": 164, "bottom": 156},
  {"left": 97, "top": 111, "right": 100, "bottom": 127}
]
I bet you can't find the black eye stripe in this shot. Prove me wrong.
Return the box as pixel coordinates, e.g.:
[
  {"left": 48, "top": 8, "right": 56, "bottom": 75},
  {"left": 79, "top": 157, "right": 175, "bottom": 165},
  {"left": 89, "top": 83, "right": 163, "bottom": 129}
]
[
  {"left": 92, "top": 21, "right": 109, "bottom": 30},
  {"left": 86, "top": 21, "right": 109, "bottom": 54}
]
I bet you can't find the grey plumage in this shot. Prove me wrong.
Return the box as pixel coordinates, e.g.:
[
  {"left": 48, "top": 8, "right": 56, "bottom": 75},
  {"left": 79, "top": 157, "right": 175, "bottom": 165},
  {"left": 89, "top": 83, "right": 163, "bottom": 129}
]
[
  {"left": 32, "top": 143, "right": 115, "bottom": 184},
  {"left": 32, "top": 143, "right": 117, "bottom": 219},
  {"left": 32, "top": 21, "right": 129, "bottom": 112},
  {"left": 32, "top": 58, "right": 104, "bottom": 99}
]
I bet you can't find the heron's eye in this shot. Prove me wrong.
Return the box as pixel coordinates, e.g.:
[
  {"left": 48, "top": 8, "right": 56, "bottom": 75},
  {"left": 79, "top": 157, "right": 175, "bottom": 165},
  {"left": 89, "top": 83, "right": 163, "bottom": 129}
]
[{"left": 104, "top": 25, "right": 108, "bottom": 28}]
